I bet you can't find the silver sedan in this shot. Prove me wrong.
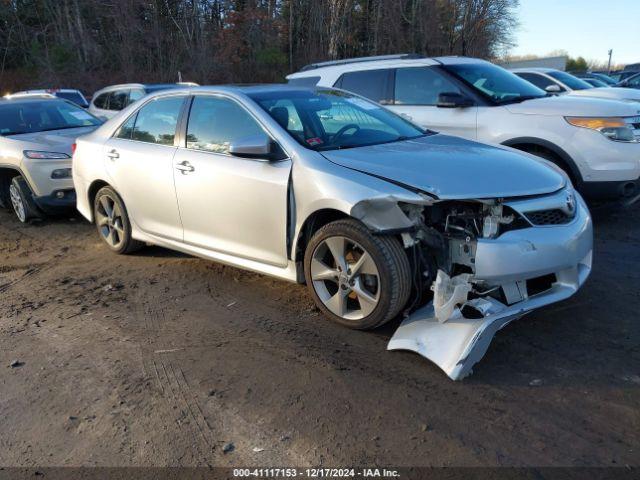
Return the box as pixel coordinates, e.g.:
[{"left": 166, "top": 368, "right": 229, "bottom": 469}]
[{"left": 72, "top": 85, "right": 592, "bottom": 379}]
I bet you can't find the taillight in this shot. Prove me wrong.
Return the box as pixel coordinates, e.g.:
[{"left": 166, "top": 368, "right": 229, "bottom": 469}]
[{"left": 71, "top": 143, "right": 77, "bottom": 155}]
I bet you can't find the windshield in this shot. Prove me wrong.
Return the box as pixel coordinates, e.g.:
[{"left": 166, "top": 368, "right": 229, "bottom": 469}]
[
  {"left": 249, "top": 89, "right": 427, "bottom": 151},
  {"left": 585, "top": 78, "right": 608, "bottom": 88},
  {"left": 0, "top": 99, "right": 101, "bottom": 136},
  {"left": 547, "top": 71, "right": 593, "bottom": 90},
  {"left": 591, "top": 73, "right": 617, "bottom": 85},
  {"left": 443, "top": 63, "right": 546, "bottom": 104}
]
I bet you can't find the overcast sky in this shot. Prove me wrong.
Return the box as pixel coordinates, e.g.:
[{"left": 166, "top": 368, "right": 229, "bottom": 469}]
[{"left": 511, "top": 0, "right": 640, "bottom": 65}]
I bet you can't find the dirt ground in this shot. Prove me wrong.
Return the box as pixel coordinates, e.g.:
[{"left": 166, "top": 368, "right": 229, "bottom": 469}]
[{"left": 0, "top": 203, "right": 639, "bottom": 470}]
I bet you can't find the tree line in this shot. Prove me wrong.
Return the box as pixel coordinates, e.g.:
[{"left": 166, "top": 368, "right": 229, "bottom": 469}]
[{"left": 0, "top": 0, "right": 519, "bottom": 94}]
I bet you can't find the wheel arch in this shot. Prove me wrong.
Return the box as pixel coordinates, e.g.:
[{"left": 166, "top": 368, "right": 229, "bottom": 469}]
[
  {"left": 86, "top": 179, "right": 113, "bottom": 222},
  {"left": 501, "top": 137, "right": 583, "bottom": 185},
  {"left": 294, "top": 208, "right": 350, "bottom": 263},
  {"left": 0, "top": 165, "right": 29, "bottom": 208}
]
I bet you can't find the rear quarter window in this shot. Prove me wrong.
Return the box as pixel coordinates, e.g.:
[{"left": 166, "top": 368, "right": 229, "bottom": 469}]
[
  {"left": 288, "top": 76, "right": 320, "bottom": 87},
  {"left": 93, "top": 93, "right": 109, "bottom": 109}
]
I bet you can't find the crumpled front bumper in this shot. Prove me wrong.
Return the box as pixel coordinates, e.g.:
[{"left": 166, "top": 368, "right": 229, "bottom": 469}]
[{"left": 388, "top": 193, "right": 593, "bottom": 380}]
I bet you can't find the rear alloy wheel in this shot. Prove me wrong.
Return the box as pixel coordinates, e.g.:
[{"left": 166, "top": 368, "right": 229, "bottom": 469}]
[
  {"left": 94, "top": 186, "right": 143, "bottom": 254},
  {"left": 9, "top": 176, "right": 43, "bottom": 223},
  {"left": 304, "top": 219, "right": 412, "bottom": 330}
]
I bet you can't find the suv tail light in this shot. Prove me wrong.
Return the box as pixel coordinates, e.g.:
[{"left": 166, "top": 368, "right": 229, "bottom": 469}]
[{"left": 71, "top": 143, "right": 77, "bottom": 155}]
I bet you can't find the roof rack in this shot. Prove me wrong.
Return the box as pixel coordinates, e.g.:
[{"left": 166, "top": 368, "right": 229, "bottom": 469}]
[{"left": 300, "top": 53, "right": 424, "bottom": 72}]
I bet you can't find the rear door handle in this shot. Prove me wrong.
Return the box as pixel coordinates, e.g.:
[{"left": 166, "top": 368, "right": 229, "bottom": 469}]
[
  {"left": 107, "top": 149, "right": 119, "bottom": 160},
  {"left": 175, "top": 161, "right": 195, "bottom": 174}
]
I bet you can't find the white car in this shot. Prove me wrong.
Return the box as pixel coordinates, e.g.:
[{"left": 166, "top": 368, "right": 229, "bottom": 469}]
[
  {"left": 9, "top": 89, "right": 90, "bottom": 108},
  {"left": 72, "top": 85, "right": 592, "bottom": 380},
  {"left": 89, "top": 83, "right": 198, "bottom": 120},
  {"left": 512, "top": 67, "right": 640, "bottom": 103},
  {"left": 288, "top": 55, "right": 640, "bottom": 202},
  {"left": 0, "top": 95, "right": 102, "bottom": 222}
]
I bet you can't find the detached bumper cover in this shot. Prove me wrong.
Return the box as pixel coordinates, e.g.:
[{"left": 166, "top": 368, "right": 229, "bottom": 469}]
[{"left": 388, "top": 197, "right": 593, "bottom": 380}]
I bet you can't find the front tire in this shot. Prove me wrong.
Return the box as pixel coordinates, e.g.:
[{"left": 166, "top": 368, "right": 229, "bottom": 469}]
[
  {"left": 93, "top": 186, "right": 143, "bottom": 254},
  {"left": 9, "top": 176, "right": 43, "bottom": 223},
  {"left": 304, "top": 219, "right": 412, "bottom": 330}
]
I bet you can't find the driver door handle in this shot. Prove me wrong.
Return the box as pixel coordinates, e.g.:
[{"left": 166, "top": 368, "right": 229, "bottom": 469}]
[
  {"left": 175, "top": 161, "right": 195, "bottom": 174},
  {"left": 106, "top": 149, "right": 119, "bottom": 160}
]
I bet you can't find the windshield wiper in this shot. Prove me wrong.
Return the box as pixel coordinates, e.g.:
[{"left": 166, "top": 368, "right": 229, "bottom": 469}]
[
  {"left": 317, "top": 134, "right": 429, "bottom": 151},
  {"left": 498, "top": 95, "right": 545, "bottom": 105},
  {"left": 0, "top": 130, "right": 28, "bottom": 136},
  {"left": 35, "top": 125, "right": 92, "bottom": 133}
]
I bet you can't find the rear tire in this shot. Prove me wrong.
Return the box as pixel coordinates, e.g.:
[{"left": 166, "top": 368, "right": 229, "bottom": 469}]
[
  {"left": 9, "top": 176, "right": 43, "bottom": 223},
  {"left": 304, "top": 218, "right": 412, "bottom": 330},
  {"left": 93, "top": 186, "right": 143, "bottom": 254}
]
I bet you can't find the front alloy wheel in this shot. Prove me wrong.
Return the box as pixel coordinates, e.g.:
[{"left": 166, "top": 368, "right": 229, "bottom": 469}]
[
  {"left": 310, "top": 236, "right": 381, "bottom": 320},
  {"left": 304, "top": 219, "right": 412, "bottom": 330},
  {"left": 8, "top": 176, "right": 42, "bottom": 223},
  {"left": 9, "top": 183, "right": 26, "bottom": 222}
]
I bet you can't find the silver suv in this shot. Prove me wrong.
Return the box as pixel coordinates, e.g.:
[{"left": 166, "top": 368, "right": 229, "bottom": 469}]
[{"left": 0, "top": 95, "right": 102, "bottom": 222}]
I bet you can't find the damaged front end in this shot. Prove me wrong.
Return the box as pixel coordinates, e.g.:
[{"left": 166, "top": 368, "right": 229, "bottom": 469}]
[{"left": 356, "top": 187, "right": 593, "bottom": 380}]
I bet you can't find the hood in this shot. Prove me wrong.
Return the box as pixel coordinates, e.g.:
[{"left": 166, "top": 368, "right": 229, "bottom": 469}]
[
  {"left": 567, "top": 87, "right": 640, "bottom": 103},
  {"left": 7, "top": 126, "right": 98, "bottom": 154},
  {"left": 503, "top": 95, "right": 640, "bottom": 117},
  {"left": 320, "top": 134, "right": 565, "bottom": 199}
]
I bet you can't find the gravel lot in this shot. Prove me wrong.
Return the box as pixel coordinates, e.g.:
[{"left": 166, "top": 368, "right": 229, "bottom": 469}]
[{"left": 0, "top": 203, "right": 639, "bottom": 470}]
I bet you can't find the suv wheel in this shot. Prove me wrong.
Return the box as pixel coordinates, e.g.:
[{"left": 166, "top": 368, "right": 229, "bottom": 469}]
[
  {"left": 94, "top": 186, "right": 143, "bottom": 254},
  {"left": 9, "top": 176, "right": 42, "bottom": 223},
  {"left": 304, "top": 219, "right": 412, "bottom": 330}
]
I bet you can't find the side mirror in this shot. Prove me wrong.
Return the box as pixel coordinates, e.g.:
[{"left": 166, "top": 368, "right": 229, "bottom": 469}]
[
  {"left": 437, "top": 92, "right": 474, "bottom": 108},
  {"left": 545, "top": 84, "right": 562, "bottom": 93},
  {"left": 229, "top": 134, "right": 276, "bottom": 160}
]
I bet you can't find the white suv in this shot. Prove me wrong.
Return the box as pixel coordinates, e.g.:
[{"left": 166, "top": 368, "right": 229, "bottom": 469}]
[{"left": 288, "top": 55, "right": 640, "bottom": 202}]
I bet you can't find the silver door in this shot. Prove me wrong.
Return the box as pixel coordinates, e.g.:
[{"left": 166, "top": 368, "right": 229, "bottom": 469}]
[
  {"left": 104, "top": 95, "right": 186, "bottom": 240},
  {"left": 173, "top": 95, "right": 292, "bottom": 267}
]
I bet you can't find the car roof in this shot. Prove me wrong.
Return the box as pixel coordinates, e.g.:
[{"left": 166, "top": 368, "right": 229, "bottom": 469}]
[
  {"left": 17, "top": 88, "right": 83, "bottom": 93},
  {"left": 287, "top": 55, "right": 491, "bottom": 79},
  {"left": 180, "top": 84, "right": 326, "bottom": 95},
  {"left": 140, "top": 84, "right": 343, "bottom": 101},
  {"left": 0, "top": 95, "right": 63, "bottom": 104},
  {"left": 95, "top": 82, "right": 197, "bottom": 91}
]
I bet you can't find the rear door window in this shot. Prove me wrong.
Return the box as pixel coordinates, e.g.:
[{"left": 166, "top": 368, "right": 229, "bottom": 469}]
[
  {"left": 394, "top": 67, "right": 462, "bottom": 105},
  {"left": 334, "top": 69, "right": 392, "bottom": 103},
  {"left": 131, "top": 96, "right": 185, "bottom": 145}
]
